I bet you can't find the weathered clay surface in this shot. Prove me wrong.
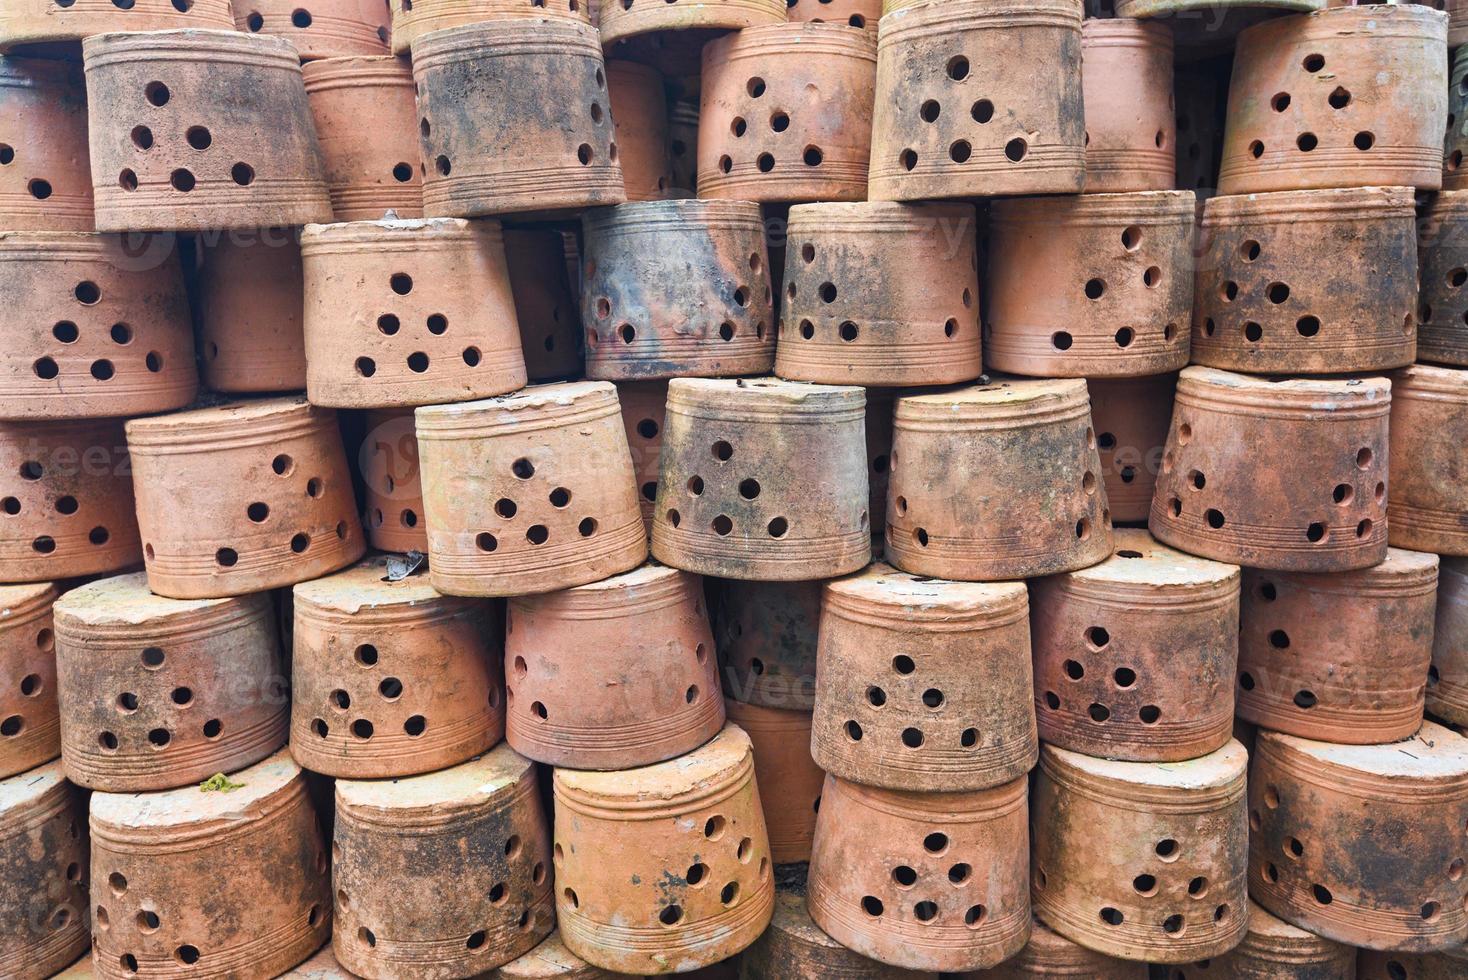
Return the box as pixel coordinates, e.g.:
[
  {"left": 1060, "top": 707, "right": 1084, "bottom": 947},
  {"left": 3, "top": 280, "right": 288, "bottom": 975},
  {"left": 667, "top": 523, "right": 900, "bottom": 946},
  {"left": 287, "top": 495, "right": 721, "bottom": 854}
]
[
  {"left": 1389, "top": 365, "right": 1468, "bottom": 556},
  {"left": 787, "top": 0, "right": 879, "bottom": 27},
  {"left": 196, "top": 230, "right": 309, "bottom": 393},
  {"left": 0, "top": 0, "right": 234, "bottom": 50},
  {"left": 361, "top": 408, "right": 428, "bottom": 554},
  {"left": 0, "top": 761, "right": 89, "bottom": 980},
  {"left": 505, "top": 229, "right": 583, "bottom": 382},
  {"left": 724, "top": 698, "right": 824, "bottom": 864},
  {"left": 0, "top": 582, "right": 59, "bottom": 779},
  {"left": 616, "top": 380, "right": 666, "bottom": 531},
  {"left": 1081, "top": 19, "right": 1174, "bottom": 193},
  {"left": 1089, "top": 375, "right": 1175, "bottom": 525},
  {"left": 389, "top": 0, "right": 590, "bottom": 55},
  {"left": 958, "top": 917, "right": 1146, "bottom": 979},
  {"left": 233, "top": 0, "right": 390, "bottom": 59},
  {"left": 607, "top": 61, "right": 673, "bottom": 202},
  {"left": 599, "top": 0, "right": 784, "bottom": 47},
  {"left": 302, "top": 57, "right": 422, "bottom": 220},
  {"left": 1166, "top": 900, "right": 1354, "bottom": 980},
  {"left": 1109, "top": 0, "right": 1320, "bottom": 16},
  {"left": 0, "top": 57, "right": 93, "bottom": 232},
  {"left": 1358, "top": 948, "right": 1468, "bottom": 980},
  {"left": 1429, "top": 557, "right": 1468, "bottom": 727},
  {"left": 1447, "top": 45, "right": 1468, "bottom": 190},
  {"left": 1418, "top": 191, "right": 1468, "bottom": 367},
  {"left": 742, "top": 892, "right": 933, "bottom": 979},
  {"left": 710, "top": 577, "right": 821, "bottom": 710},
  {"left": 490, "top": 930, "right": 618, "bottom": 980}
]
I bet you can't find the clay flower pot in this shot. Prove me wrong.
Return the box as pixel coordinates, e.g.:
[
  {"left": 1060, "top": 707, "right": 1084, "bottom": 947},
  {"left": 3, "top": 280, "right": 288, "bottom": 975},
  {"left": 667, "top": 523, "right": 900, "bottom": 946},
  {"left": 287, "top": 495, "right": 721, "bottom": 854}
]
[
  {"left": 698, "top": 23, "right": 876, "bottom": 204},
  {"left": 788, "top": 0, "right": 879, "bottom": 27},
  {"left": 1032, "top": 740, "right": 1249, "bottom": 964},
  {"left": 234, "top": 0, "right": 390, "bottom": 59},
  {"left": 1150, "top": 368, "right": 1390, "bottom": 572},
  {"left": 724, "top": 698, "right": 824, "bottom": 864},
  {"left": 606, "top": 61, "right": 673, "bottom": 202},
  {"left": 986, "top": 191, "right": 1194, "bottom": 378},
  {"left": 389, "top": 0, "right": 589, "bottom": 55},
  {"left": 552, "top": 723, "right": 775, "bottom": 974},
  {"left": 744, "top": 892, "right": 931, "bottom": 979},
  {"left": 1030, "top": 530, "right": 1240, "bottom": 764},
  {"left": 0, "top": 761, "right": 89, "bottom": 980},
  {"left": 0, "top": 582, "right": 59, "bottom": 780},
  {"left": 1430, "top": 557, "right": 1468, "bottom": 727},
  {"left": 1359, "top": 949, "right": 1468, "bottom": 980},
  {"left": 869, "top": 0, "right": 1084, "bottom": 202},
  {"left": 492, "top": 931, "right": 619, "bottom": 980},
  {"left": 807, "top": 773, "right": 1031, "bottom": 972},
  {"left": 710, "top": 578, "right": 821, "bottom": 710},
  {"left": 1418, "top": 191, "right": 1468, "bottom": 367},
  {"left": 1390, "top": 365, "right": 1468, "bottom": 556},
  {"left": 776, "top": 202, "right": 981, "bottom": 387},
  {"left": 412, "top": 20, "right": 624, "bottom": 218},
  {"left": 1193, "top": 187, "right": 1417, "bottom": 373},
  {"left": 1108, "top": 0, "right": 1320, "bottom": 17},
  {"left": 599, "top": 0, "right": 783, "bottom": 48},
  {"left": 582, "top": 201, "right": 774, "bottom": 380},
  {"left": 196, "top": 230, "right": 309, "bottom": 393},
  {"left": 813, "top": 564, "right": 1036, "bottom": 792},
  {"left": 505, "top": 229, "right": 583, "bottom": 382},
  {"left": 1080, "top": 20, "right": 1174, "bottom": 193},
  {"left": 1089, "top": 375, "right": 1175, "bottom": 525},
  {"left": 300, "top": 218, "right": 526, "bottom": 408},
  {"left": 83, "top": 30, "right": 333, "bottom": 232},
  {"left": 966, "top": 918, "right": 1147, "bottom": 979},
  {"left": 651, "top": 378, "right": 870, "bottom": 582},
  {"left": 0, "top": 417, "right": 141, "bottom": 583},
  {"left": 505, "top": 563, "right": 723, "bottom": 769},
  {"left": 417, "top": 382, "right": 647, "bottom": 597},
  {"left": 302, "top": 56, "right": 422, "bottom": 221},
  {"left": 290, "top": 555, "right": 504, "bottom": 778},
  {"left": 885, "top": 380, "right": 1113, "bottom": 582},
  {"left": 0, "top": 57, "right": 93, "bottom": 232},
  {"left": 0, "top": 0, "right": 234, "bottom": 49},
  {"left": 360, "top": 408, "right": 428, "bottom": 553},
  {"left": 333, "top": 746, "right": 553, "bottom": 978},
  {"left": 125, "top": 397, "right": 366, "bottom": 599},
  {"left": 1218, "top": 6, "right": 1448, "bottom": 195},
  {"left": 616, "top": 380, "right": 666, "bottom": 532},
  {"left": 1236, "top": 549, "right": 1438, "bottom": 744},
  {"left": 89, "top": 750, "right": 332, "bottom": 979},
  {"left": 1170, "top": 901, "right": 1354, "bottom": 980},
  {"left": 54, "top": 572, "right": 287, "bottom": 792},
  {"left": 0, "top": 232, "right": 196, "bottom": 420},
  {"left": 1248, "top": 722, "right": 1468, "bottom": 952}
]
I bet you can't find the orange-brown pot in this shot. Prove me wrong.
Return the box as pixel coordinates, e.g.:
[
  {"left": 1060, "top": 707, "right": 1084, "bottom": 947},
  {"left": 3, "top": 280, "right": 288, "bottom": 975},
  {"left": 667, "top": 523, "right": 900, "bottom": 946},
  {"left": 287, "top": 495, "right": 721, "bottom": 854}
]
[
  {"left": 302, "top": 56, "right": 422, "bottom": 221},
  {"left": 1080, "top": 19, "right": 1174, "bottom": 193},
  {"left": 1358, "top": 949, "right": 1468, "bottom": 980},
  {"left": 616, "top": 380, "right": 666, "bottom": 532},
  {"left": 360, "top": 409, "right": 427, "bottom": 553},
  {"left": 723, "top": 698, "right": 823, "bottom": 864},
  {"left": 743, "top": 892, "right": 933, "bottom": 979},
  {"left": 0, "top": 761, "right": 89, "bottom": 980},
  {"left": 491, "top": 930, "right": 618, "bottom": 980},
  {"left": 233, "top": 0, "right": 390, "bottom": 58},
  {"left": 1430, "top": 556, "right": 1468, "bottom": 727},
  {"left": 710, "top": 578, "right": 821, "bottom": 710},
  {"left": 607, "top": 60, "right": 673, "bottom": 202},
  {"left": 0, "top": 57, "right": 93, "bottom": 232},
  {"left": 196, "top": 229, "right": 309, "bottom": 394},
  {"left": 1417, "top": 190, "right": 1468, "bottom": 367},
  {"left": 958, "top": 918, "right": 1145, "bottom": 979},
  {"left": 1389, "top": 365, "right": 1468, "bottom": 556},
  {"left": 787, "top": 0, "right": 879, "bottom": 27},
  {"left": 0, "top": 582, "right": 59, "bottom": 780},
  {"left": 598, "top": 0, "right": 784, "bottom": 48},
  {"left": 0, "top": 0, "right": 234, "bottom": 51},
  {"left": 1165, "top": 901, "right": 1354, "bottom": 980},
  {"left": 505, "top": 229, "right": 583, "bottom": 382},
  {"left": 1088, "top": 375, "right": 1175, "bottom": 525},
  {"left": 388, "top": 0, "right": 590, "bottom": 55}
]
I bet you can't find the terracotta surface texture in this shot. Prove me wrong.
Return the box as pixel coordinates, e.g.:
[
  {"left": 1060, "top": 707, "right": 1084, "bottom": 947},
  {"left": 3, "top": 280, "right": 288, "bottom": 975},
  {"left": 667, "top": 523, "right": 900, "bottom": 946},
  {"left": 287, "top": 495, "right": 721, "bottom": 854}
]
[
  {"left": 1358, "top": 949, "right": 1468, "bottom": 980},
  {"left": 786, "top": 0, "right": 879, "bottom": 27},
  {"left": 1168, "top": 900, "right": 1354, "bottom": 980},
  {"left": 233, "top": 0, "right": 390, "bottom": 59},
  {"left": 333, "top": 747, "right": 553, "bottom": 978},
  {"left": 651, "top": 378, "right": 870, "bottom": 581},
  {"left": 959, "top": 917, "right": 1146, "bottom": 979},
  {"left": 1429, "top": 557, "right": 1468, "bottom": 727},
  {"left": 0, "top": 231, "right": 196, "bottom": 420},
  {"left": 868, "top": 0, "right": 1085, "bottom": 201},
  {"left": 0, "top": 761, "right": 89, "bottom": 980},
  {"left": 710, "top": 577, "right": 821, "bottom": 710},
  {"left": 606, "top": 60, "right": 673, "bottom": 201},
  {"left": 290, "top": 555, "right": 504, "bottom": 778},
  {"left": 1030, "top": 530, "right": 1240, "bottom": 763},
  {"left": 697, "top": 23, "right": 876, "bottom": 203},
  {"left": 54, "top": 572, "right": 287, "bottom": 791},
  {"left": 775, "top": 202, "right": 982, "bottom": 387},
  {"left": 88, "top": 750, "right": 332, "bottom": 979},
  {"left": 505, "top": 229, "right": 583, "bottom": 382},
  {"left": 1088, "top": 375, "right": 1175, "bottom": 525},
  {"left": 743, "top": 891, "right": 933, "bottom": 979},
  {"left": 723, "top": 698, "right": 823, "bottom": 864},
  {"left": 582, "top": 201, "right": 774, "bottom": 380},
  {"left": 300, "top": 218, "right": 526, "bottom": 408},
  {"left": 884, "top": 379, "right": 1114, "bottom": 581},
  {"left": 552, "top": 723, "right": 775, "bottom": 974},
  {"left": 1389, "top": 364, "right": 1468, "bottom": 555},
  {"left": 0, "top": 582, "right": 59, "bottom": 779},
  {"left": 490, "top": 930, "right": 619, "bottom": 980},
  {"left": 1080, "top": 19, "right": 1174, "bottom": 193},
  {"left": 0, "top": 0, "right": 234, "bottom": 50},
  {"left": 1247, "top": 723, "right": 1468, "bottom": 951},
  {"left": 986, "top": 191, "right": 1194, "bottom": 377},
  {"left": 360, "top": 408, "right": 428, "bottom": 553},
  {"left": 616, "top": 380, "right": 666, "bottom": 531},
  {"left": 196, "top": 231, "right": 309, "bottom": 393},
  {"left": 415, "top": 382, "right": 647, "bottom": 597},
  {"left": 1032, "top": 740, "right": 1250, "bottom": 964},
  {"left": 125, "top": 397, "right": 366, "bottom": 599},
  {"left": 1418, "top": 190, "right": 1468, "bottom": 367},
  {"left": 1149, "top": 368, "right": 1390, "bottom": 572},
  {"left": 504, "top": 562, "right": 723, "bottom": 769},
  {"left": 1447, "top": 45, "right": 1468, "bottom": 190},
  {"left": 0, "top": 57, "right": 93, "bottom": 232},
  {"left": 411, "top": 19, "right": 625, "bottom": 218},
  {"left": 82, "top": 29, "right": 333, "bottom": 232},
  {"left": 1218, "top": 6, "right": 1448, "bottom": 194},
  {"left": 389, "top": 0, "right": 590, "bottom": 55},
  {"left": 1193, "top": 187, "right": 1418, "bottom": 374},
  {"left": 1109, "top": 0, "right": 1321, "bottom": 17},
  {"left": 301, "top": 56, "right": 423, "bottom": 221},
  {"left": 0, "top": 417, "right": 141, "bottom": 583},
  {"left": 598, "top": 0, "right": 784, "bottom": 48}
]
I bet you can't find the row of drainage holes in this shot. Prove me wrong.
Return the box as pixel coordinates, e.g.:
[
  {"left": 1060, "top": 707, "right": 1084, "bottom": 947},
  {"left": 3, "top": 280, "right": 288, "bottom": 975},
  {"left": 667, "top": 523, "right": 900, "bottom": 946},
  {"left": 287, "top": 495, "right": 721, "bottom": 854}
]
[
  {"left": 361, "top": 908, "right": 536, "bottom": 954},
  {"left": 1131, "top": 872, "right": 1212, "bottom": 898},
  {"left": 1061, "top": 659, "right": 1140, "bottom": 690},
  {"left": 596, "top": 320, "right": 760, "bottom": 346},
  {"left": 1099, "top": 904, "right": 1230, "bottom": 933},
  {"left": 34, "top": 352, "right": 164, "bottom": 380},
  {"left": 716, "top": 146, "right": 826, "bottom": 174},
  {"left": 517, "top": 682, "right": 701, "bottom": 723},
  {"left": 119, "top": 163, "right": 253, "bottom": 192},
  {"left": 844, "top": 720, "right": 980, "bottom": 748},
  {"left": 1246, "top": 131, "right": 1376, "bottom": 158},
  {"left": 1269, "top": 81, "right": 1362, "bottom": 115},
  {"left": 860, "top": 896, "right": 988, "bottom": 928},
  {"left": 1051, "top": 324, "right": 1177, "bottom": 351},
  {"left": 377, "top": 311, "right": 449, "bottom": 335},
  {"left": 1042, "top": 690, "right": 1163, "bottom": 725},
  {"left": 4, "top": 492, "right": 104, "bottom": 517},
  {"left": 370, "top": 507, "right": 418, "bottom": 529},
  {"left": 32, "top": 527, "right": 112, "bottom": 554},
  {"left": 57, "top": 0, "right": 194, "bottom": 8},
  {"left": 47, "top": 318, "right": 148, "bottom": 345},
  {"left": 1200, "top": 317, "right": 1325, "bottom": 340},
  {"left": 97, "top": 719, "right": 224, "bottom": 751},
  {"left": 356, "top": 348, "right": 483, "bottom": 375},
  {"left": 1083, "top": 269, "right": 1163, "bottom": 300},
  {"left": 664, "top": 509, "right": 790, "bottom": 539},
  {"left": 1165, "top": 498, "right": 1374, "bottom": 543},
  {"left": 596, "top": 280, "right": 759, "bottom": 319},
  {"left": 898, "top": 137, "right": 1026, "bottom": 172},
  {"left": 116, "top": 946, "right": 203, "bottom": 972},
  {"left": 1236, "top": 673, "right": 1322, "bottom": 709},
  {"left": 795, "top": 317, "right": 961, "bottom": 342},
  {"left": 215, "top": 526, "right": 345, "bottom": 566},
  {"left": 311, "top": 714, "right": 426, "bottom": 739},
  {"left": 474, "top": 518, "right": 598, "bottom": 551},
  {"left": 0, "top": 143, "right": 51, "bottom": 196},
  {"left": 1218, "top": 279, "right": 1293, "bottom": 305},
  {"left": 905, "top": 515, "right": 1094, "bottom": 548},
  {"left": 1263, "top": 858, "right": 1458, "bottom": 923}
]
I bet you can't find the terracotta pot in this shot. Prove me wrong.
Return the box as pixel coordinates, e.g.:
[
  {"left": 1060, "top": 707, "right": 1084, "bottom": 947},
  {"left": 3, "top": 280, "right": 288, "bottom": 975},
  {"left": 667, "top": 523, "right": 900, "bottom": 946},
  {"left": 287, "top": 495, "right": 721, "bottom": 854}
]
[
  {"left": 333, "top": 746, "right": 552, "bottom": 978},
  {"left": 0, "top": 0, "right": 234, "bottom": 50},
  {"left": 0, "top": 761, "right": 89, "bottom": 980},
  {"left": 491, "top": 930, "right": 618, "bottom": 980},
  {"left": 412, "top": 20, "right": 625, "bottom": 218},
  {"left": 1080, "top": 20, "right": 1174, "bottom": 193},
  {"left": 812, "top": 563, "right": 1035, "bottom": 792},
  {"left": 869, "top": 0, "right": 1084, "bottom": 202},
  {"left": 89, "top": 750, "right": 332, "bottom": 980},
  {"left": 1418, "top": 191, "right": 1468, "bottom": 367},
  {"left": 710, "top": 578, "right": 821, "bottom": 710},
  {"left": 360, "top": 409, "right": 427, "bottom": 553},
  {"left": 196, "top": 230, "right": 309, "bottom": 393},
  {"left": 598, "top": 0, "right": 784, "bottom": 49},
  {"left": 1429, "top": 557, "right": 1468, "bottom": 726},
  {"left": 1193, "top": 187, "right": 1417, "bottom": 373},
  {"left": 742, "top": 891, "right": 932, "bottom": 979},
  {"left": 1030, "top": 529, "right": 1239, "bottom": 764},
  {"left": 775, "top": 202, "right": 981, "bottom": 386},
  {"left": 1089, "top": 375, "right": 1174, "bottom": 525},
  {"left": 0, "top": 582, "right": 59, "bottom": 780},
  {"left": 866, "top": 388, "right": 893, "bottom": 536},
  {"left": 290, "top": 555, "right": 503, "bottom": 778},
  {"left": 0, "top": 417, "right": 141, "bottom": 583},
  {"left": 301, "top": 56, "right": 422, "bottom": 221},
  {"left": 1149, "top": 367, "right": 1390, "bottom": 572},
  {"left": 606, "top": 60, "right": 673, "bottom": 202},
  {"left": 1032, "top": 740, "right": 1249, "bottom": 964},
  {"left": 1165, "top": 900, "right": 1353, "bottom": 980},
  {"left": 723, "top": 698, "right": 823, "bottom": 864},
  {"left": 885, "top": 380, "right": 1113, "bottom": 582},
  {"left": 553, "top": 722, "right": 775, "bottom": 974},
  {"left": 1109, "top": 0, "right": 1320, "bottom": 17},
  {"left": 300, "top": 218, "right": 526, "bottom": 407},
  {"left": 985, "top": 191, "right": 1194, "bottom": 378},
  {"left": 582, "top": 201, "right": 774, "bottom": 380},
  {"left": 1247, "top": 722, "right": 1468, "bottom": 952},
  {"left": 83, "top": 30, "right": 333, "bottom": 232},
  {"left": 126, "top": 397, "right": 365, "bottom": 599},
  {"left": 1390, "top": 365, "right": 1468, "bottom": 556},
  {"left": 807, "top": 773, "right": 1030, "bottom": 972},
  {"left": 281, "top": 943, "right": 358, "bottom": 978},
  {"left": 234, "top": 0, "right": 390, "bottom": 58},
  {"left": 1358, "top": 949, "right": 1468, "bottom": 980},
  {"left": 957, "top": 918, "right": 1146, "bottom": 979},
  {"left": 1445, "top": 46, "right": 1468, "bottom": 190},
  {"left": 0, "top": 57, "right": 93, "bottom": 232},
  {"left": 0, "top": 232, "right": 196, "bottom": 420},
  {"left": 651, "top": 378, "right": 870, "bottom": 582},
  {"left": 616, "top": 380, "right": 666, "bottom": 532},
  {"left": 505, "top": 563, "right": 723, "bottom": 769},
  {"left": 389, "top": 0, "right": 590, "bottom": 56},
  {"left": 505, "top": 229, "right": 583, "bottom": 382},
  {"left": 787, "top": 0, "right": 879, "bottom": 27},
  {"left": 54, "top": 572, "right": 286, "bottom": 792},
  {"left": 1218, "top": 6, "right": 1448, "bottom": 195},
  {"left": 698, "top": 23, "right": 876, "bottom": 204}
]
